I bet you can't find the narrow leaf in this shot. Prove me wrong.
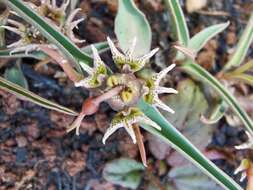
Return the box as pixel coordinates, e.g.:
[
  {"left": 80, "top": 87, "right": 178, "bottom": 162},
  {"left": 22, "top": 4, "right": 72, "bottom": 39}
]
[
  {"left": 164, "top": 0, "right": 190, "bottom": 46},
  {"left": 81, "top": 41, "right": 109, "bottom": 55},
  {"left": 231, "top": 73, "right": 253, "bottom": 87},
  {"left": 138, "top": 100, "right": 242, "bottom": 190},
  {"left": 115, "top": 0, "right": 152, "bottom": 57},
  {"left": 188, "top": 22, "right": 230, "bottom": 53},
  {"left": 5, "top": 0, "right": 92, "bottom": 66},
  {"left": 201, "top": 100, "right": 227, "bottom": 125},
  {"left": 224, "top": 12, "right": 253, "bottom": 70},
  {"left": 230, "top": 59, "right": 253, "bottom": 74},
  {"left": 181, "top": 60, "right": 253, "bottom": 134},
  {"left": 0, "top": 76, "right": 77, "bottom": 116}
]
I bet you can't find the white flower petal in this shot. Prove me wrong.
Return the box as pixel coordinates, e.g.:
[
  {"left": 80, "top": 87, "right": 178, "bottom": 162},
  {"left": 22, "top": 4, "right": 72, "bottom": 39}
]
[
  {"left": 156, "top": 64, "right": 176, "bottom": 85},
  {"left": 79, "top": 61, "right": 93, "bottom": 74},
  {"left": 69, "top": 18, "right": 85, "bottom": 29},
  {"left": 1, "top": 26, "right": 23, "bottom": 35},
  {"left": 102, "top": 123, "right": 124, "bottom": 144},
  {"left": 8, "top": 40, "right": 25, "bottom": 49},
  {"left": 235, "top": 131, "right": 253, "bottom": 150},
  {"left": 235, "top": 142, "right": 253, "bottom": 150},
  {"left": 107, "top": 37, "right": 125, "bottom": 58},
  {"left": 154, "top": 96, "right": 175, "bottom": 114},
  {"left": 139, "top": 47, "right": 159, "bottom": 63},
  {"left": 124, "top": 122, "right": 137, "bottom": 144},
  {"left": 155, "top": 87, "right": 178, "bottom": 94},
  {"left": 240, "top": 172, "right": 247, "bottom": 182},
  {"left": 61, "top": 0, "right": 70, "bottom": 11},
  {"left": 138, "top": 116, "right": 161, "bottom": 130},
  {"left": 52, "top": 0, "right": 57, "bottom": 8},
  {"left": 66, "top": 8, "right": 82, "bottom": 26},
  {"left": 7, "top": 19, "right": 24, "bottom": 28},
  {"left": 91, "top": 45, "right": 102, "bottom": 65}
]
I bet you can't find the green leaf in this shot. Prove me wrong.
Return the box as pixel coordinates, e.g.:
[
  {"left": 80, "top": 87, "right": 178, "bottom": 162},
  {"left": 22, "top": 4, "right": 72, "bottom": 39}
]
[
  {"left": 162, "top": 80, "right": 213, "bottom": 166},
  {"left": 0, "top": 76, "right": 77, "bottom": 116},
  {"left": 164, "top": 0, "right": 189, "bottom": 46},
  {"left": 103, "top": 158, "right": 145, "bottom": 189},
  {"left": 168, "top": 164, "right": 223, "bottom": 190},
  {"left": 4, "top": 61, "right": 28, "bottom": 89},
  {"left": 5, "top": 0, "right": 92, "bottom": 66},
  {"left": 224, "top": 12, "right": 253, "bottom": 70},
  {"left": 81, "top": 41, "right": 109, "bottom": 55},
  {"left": 181, "top": 60, "right": 253, "bottom": 134},
  {"left": 115, "top": 0, "right": 152, "bottom": 57},
  {"left": 228, "top": 59, "right": 253, "bottom": 74},
  {"left": 231, "top": 73, "right": 253, "bottom": 87},
  {"left": 201, "top": 100, "right": 227, "bottom": 125},
  {"left": 188, "top": 22, "right": 230, "bottom": 53},
  {"left": 138, "top": 100, "right": 243, "bottom": 190}
]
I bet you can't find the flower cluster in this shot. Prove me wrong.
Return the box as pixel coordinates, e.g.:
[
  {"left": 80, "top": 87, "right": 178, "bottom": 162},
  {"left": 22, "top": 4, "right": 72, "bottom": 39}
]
[
  {"left": 66, "top": 37, "right": 177, "bottom": 165},
  {"left": 2, "top": 2, "right": 177, "bottom": 166},
  {"left": 1, "top": 0, "right": 84, "bottom": 54}
]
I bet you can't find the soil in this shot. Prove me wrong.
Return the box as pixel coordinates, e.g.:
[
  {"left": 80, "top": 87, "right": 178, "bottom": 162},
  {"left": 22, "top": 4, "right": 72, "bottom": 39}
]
[{"left": 0, "top": 0, "right": 253, "bottom": 190}]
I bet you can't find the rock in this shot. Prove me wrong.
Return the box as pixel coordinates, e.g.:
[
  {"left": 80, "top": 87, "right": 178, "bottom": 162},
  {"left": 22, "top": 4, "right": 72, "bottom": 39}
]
[
  {"left": 16, "top": 136, "right": 27, "bottom": 147},
  {"left": 186, "top": 0, "right": 207, "bottom": 13}
]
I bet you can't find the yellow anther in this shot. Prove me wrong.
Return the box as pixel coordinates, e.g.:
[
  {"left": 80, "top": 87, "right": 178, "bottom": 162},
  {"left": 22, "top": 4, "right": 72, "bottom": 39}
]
[
  {"left": 120, "top": 90, "right": 133, "bottom": 103},
  {"left": 107, "top": 75, "right": 119, "bottom": 87}
]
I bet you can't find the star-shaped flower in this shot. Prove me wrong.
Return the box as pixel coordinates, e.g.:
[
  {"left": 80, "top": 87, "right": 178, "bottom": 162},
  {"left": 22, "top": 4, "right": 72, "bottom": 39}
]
[
  {"left": 107, "top": 37, "right": 159, "bottom": 73},
  {"left": 102, "top": 107, "right": 161, "bottom": 144},
  {"left": 142, "top": 64, "right": 178, "bottom": 113},
  {"left": 39, "top": 0, "right": 85, "bottom": 43},
  {"left": 75, "top": 45, "right": 107, "bottom": 88},
  {"left": 1, "top": 19, "right": 40, "bottom": 52}
]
